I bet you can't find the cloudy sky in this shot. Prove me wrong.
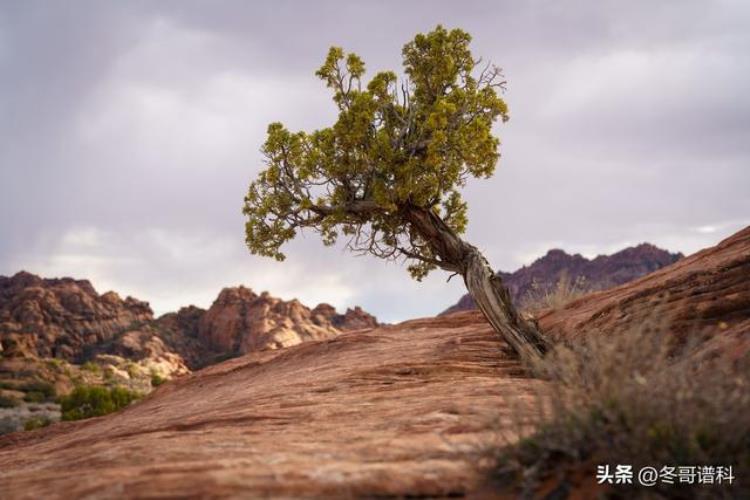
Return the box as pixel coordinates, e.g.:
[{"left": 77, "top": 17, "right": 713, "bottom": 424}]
[{"left": 1, "top": 1, "right": 748, "bottom": 321}]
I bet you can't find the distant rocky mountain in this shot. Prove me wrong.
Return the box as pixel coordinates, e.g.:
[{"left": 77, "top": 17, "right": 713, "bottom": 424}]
[
  {"left": 442, "top": 243, "right": 683, "bottom": 315},
  {"left": 0, "top": 271, "right": 153, "bottom": 361},
  {"left": 154, "top": 287, "right": 379, "bottom": 369},
  {"left": 0, "top": 272, "right": 378, "bottom": 369}
]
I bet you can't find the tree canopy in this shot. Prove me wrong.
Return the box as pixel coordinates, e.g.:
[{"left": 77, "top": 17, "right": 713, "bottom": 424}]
[{"left": 243, "top": 25, "right": 509, "bottom": 280}]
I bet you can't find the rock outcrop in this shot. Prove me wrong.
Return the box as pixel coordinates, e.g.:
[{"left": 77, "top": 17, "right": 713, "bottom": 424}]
[
  {"left": 197, "top": 287, "right": 346, "bottom": 355},
  {"left": 151, "top": 306, "right": 211, "bottom": 369},
  {"left": 311, "top": 303, "right": 379, "bottom": 331},
  {"left": 0, "top": 273, "right": 379, "bottom": 369},
  {"left": 442, "top": 243, "right": 683, "bottom": 314},
  {"left": 0, "top": 272, "right": 153, "bottom": 361}
]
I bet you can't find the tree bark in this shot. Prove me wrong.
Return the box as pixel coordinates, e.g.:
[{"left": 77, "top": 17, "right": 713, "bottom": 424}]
[
  {"left": 405, "top": 206, "right": 549, "bottom": 362},
  {"left": 461, "top": 245, "right": 550, "bottom": 361}
]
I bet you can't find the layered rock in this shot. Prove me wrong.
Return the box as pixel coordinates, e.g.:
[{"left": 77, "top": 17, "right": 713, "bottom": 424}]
[
  {"left": 442, "top": 243, "right": 683, "bottom": 314},
  {"left": 311, "top": 303, "right": 379, "bottom": 331},
  {"left": 152, "top": 306, "right": 211, "bottom": 369},
  {"left": 0, "top": 272, "right": 153, "bottom": 361},
  {"left": 0, "top": 272, "right": 379, "bottom": 371},
  {"left": 197, "top": 287, "right": 375, "bottom": 356}
]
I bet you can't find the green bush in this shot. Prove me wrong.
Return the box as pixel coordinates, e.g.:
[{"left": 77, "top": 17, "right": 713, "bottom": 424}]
[
  {"left": 126, "top": 362, "right": 141, "bottom": 379},
  {"left": 150, "top": 373, "right": 166, "bottom": 387},
  {"left": 81, "top": 361, "right": 101, "bottom": 374},
  {"left": 20, "top": 381, "right": 56, "bottom": 401},
  {"left": 0, "top": 394, "right": 21, "bottom": 408},
  {"left": 46, "top": 358, "right": 65, "bottom": 369},
  {"left": 59, "top": 385, "right": 141, "bottom": 421},
  {"left": 23, "top": 391, "right": 46, "bottom": 403},
  {"left": 24, "top": 416, "right": 52, "bottom": 431}
]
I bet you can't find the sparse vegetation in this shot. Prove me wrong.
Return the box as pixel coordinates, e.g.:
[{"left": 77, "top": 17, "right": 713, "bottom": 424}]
[
  {"left": 486, "top": 322, "right": 750, "bottom": 498},
  {"left": 150, "top": 372, "right": 166, "bottom": 387},
  {"left": 126, "top": 362, "right": 141, "bottom": 379},
  {"left": 45, "top": 358, "right": 65, "bottom": 370},
  {"left": 23, "top": 391, "right": 47, "bottom": 403},
  {"left": 521, "top": 271, "right": 588, "bottom": 312},
  {"left": 0, "top": 417, "right": 17, "bottom": 435},
  {"left": 58, "top": 385, "right": 142, "bottom": 421},
  {"left": 0, "top": 394, "right": 21, "bottom": 408},
  {"left": 81, "top": 361, "right": 101, "bottom": 374},
  {"left": 24, "top": 416, "right": 52, "bottom": 431},
  {"left": 20, "top": 381, "right": 56, "bottom": 401}
]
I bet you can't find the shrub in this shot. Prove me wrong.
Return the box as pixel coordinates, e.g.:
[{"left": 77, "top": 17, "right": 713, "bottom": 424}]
[
  {"left": 150, "top": 373, "right": 166, "bottom": 387},
  {"left": 0, "top": 394, "right": 21, "bottom": 408},
  {"left": 23, "top": 391, "right": 46, "bottom": 403},
  {"left": 24, "top": 416, "right": 52, "bottom": 431},
  {"left": 59, "top": 385, "right": 142, "bottom": 421},
  {"left": 126, "top": 362, "right": 141, "bottom": 379},
  {"left": 487, "top": 323, "right": 750, "bottom": 498},
  {"left": 521, "top": 271, "right": 588, "bottom": 312},
  {"left": 20, "top": 381, "right": 56, "bottom": 401},
  {"left": 81, "top": 361, "right": 101, "bottom": 374},
  {"left": 46, "top": 358, "right": 65, "bottom": 369},
  {"left": 0, "top": 417, "right": 17, "bottom": 435}
]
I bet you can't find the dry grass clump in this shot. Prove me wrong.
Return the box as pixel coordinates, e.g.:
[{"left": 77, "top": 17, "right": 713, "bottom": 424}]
[
  {"left": 487, "top": 320, "right": 750, "bottom": 498},
  {"left": 521, "top": 271, "right": 588, "bottom": 312}
]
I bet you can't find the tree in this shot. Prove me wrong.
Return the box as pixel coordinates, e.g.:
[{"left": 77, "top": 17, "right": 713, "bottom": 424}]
[{"left": 243, "top": 26, "right": 550, "bottom": 361}]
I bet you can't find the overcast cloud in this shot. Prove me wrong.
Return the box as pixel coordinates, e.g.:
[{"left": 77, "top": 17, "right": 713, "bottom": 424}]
[{"left": 1, "top": 1, "right": 749, "bottom": 321}]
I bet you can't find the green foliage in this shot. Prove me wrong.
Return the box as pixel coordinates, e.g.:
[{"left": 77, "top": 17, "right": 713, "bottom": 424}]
[
  {"left": 244, "top": 26, "right": 508, "bottom": 280},
  {"left": 150, "top": 373, "right": 166, "bottom": 387},
  {"left": 23, "top": 391, "right": 46, "bottom": 403},
  {"left": 81, "top": 361, "right": 101, "bottom": 374},
  {"left": 126, "top": 362, "right": 141, "bottom": 379},
  {"left": 0, "top": 394, "right": 21, "bottom": 408},
  {"left": 58, "top": 385, "right": 141, "bottom": 421},
  {"left": 24, "top": 416, "right": 52, "bottom": 431},
  {"left": 20, "top": 381, "right": 56, "bottom": 401},
  {"left": 45, "top": 358, "right": 65, "bottom": 370}
]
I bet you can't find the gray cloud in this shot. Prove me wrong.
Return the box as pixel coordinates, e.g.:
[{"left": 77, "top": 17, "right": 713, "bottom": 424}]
[{"left": 1, "top": 1, "right": 749, "bottom": 321}]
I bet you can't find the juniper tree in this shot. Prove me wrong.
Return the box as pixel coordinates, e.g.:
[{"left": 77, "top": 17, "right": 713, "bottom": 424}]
[{"left": 243, "top": 26, "right": 550, "bottom": 361}]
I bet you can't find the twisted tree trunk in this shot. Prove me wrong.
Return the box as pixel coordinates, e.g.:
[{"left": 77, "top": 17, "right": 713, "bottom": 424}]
[{"left": 406, "top": 206, "right": 549, "bottom": 362}]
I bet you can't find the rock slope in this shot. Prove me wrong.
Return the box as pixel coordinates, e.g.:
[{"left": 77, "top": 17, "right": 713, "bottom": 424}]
[
  {"left": 0, "top": 314, "right": 540, "bottom": 498},
  {"left": 443, "top": 243, "right": 682, "bottom": 314}
]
